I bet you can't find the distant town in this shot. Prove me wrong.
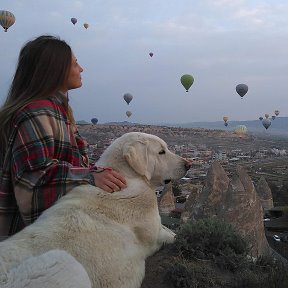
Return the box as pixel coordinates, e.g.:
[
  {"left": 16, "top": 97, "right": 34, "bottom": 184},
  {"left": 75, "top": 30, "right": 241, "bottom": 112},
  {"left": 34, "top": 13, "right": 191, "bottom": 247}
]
[{"left": 77, "top": 122, "right": 288, "bottom": 190}]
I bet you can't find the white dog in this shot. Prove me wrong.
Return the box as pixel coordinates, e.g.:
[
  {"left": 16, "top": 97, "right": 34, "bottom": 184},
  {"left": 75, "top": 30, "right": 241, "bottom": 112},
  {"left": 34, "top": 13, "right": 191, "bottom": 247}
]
[{"left": 0, "top": 132, "right": 191, "bottom": 288}]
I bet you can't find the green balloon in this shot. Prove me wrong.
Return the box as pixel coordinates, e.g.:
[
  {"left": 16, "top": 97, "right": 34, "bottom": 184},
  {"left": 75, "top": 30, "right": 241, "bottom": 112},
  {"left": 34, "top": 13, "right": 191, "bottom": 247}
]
[{"left": 180, "top": 74, "right": 194, "bottom": 92}]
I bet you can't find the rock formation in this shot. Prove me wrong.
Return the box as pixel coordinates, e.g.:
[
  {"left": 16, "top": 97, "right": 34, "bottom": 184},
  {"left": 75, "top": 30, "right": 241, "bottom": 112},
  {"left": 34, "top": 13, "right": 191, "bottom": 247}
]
[
  {"left": 182, "top": 161, "right": 229, "bottom": 221},
  {"left": 181, "top": 184, "right": 203, "bottom": 223},
  {"left": 255, "top": 176, "right": 274, "bottom": 210},
  {"left": 158, "top": 182, "right": 175, "bottom": 215},
  {"left": 182, "top": 161, "right": 270, "bottom": 257},
  {"left": 221, "top": 165, "right": 269, "bottom": 256}
]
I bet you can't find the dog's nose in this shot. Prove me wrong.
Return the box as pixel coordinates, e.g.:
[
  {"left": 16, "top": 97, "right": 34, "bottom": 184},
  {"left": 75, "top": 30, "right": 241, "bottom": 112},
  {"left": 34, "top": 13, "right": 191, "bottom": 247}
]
[{"left": 185, "top": 159, "right": 192, "bottom": 170}]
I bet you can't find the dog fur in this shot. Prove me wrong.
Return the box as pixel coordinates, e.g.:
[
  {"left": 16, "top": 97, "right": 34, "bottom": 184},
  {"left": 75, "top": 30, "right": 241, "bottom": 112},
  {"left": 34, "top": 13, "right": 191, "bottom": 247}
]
[
  {"left": 0, "top": 132, "right": 190, "bottom": 288},
  {"left": 0, "top": 250, "right": 92, "bottom": 288}
]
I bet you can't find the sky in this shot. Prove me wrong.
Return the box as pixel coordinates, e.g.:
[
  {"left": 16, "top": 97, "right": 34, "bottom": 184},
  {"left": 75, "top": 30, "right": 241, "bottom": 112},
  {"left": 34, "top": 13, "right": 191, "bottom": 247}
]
[{"left": 1, "top": 0, "right": 288, "bottom": 125}]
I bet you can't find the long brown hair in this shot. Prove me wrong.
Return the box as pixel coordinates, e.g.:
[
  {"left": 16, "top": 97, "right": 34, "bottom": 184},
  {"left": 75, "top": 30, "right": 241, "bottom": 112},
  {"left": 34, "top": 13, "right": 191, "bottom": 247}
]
[{"left": 0, "top": 35, "right": 74, "bottom": 158}]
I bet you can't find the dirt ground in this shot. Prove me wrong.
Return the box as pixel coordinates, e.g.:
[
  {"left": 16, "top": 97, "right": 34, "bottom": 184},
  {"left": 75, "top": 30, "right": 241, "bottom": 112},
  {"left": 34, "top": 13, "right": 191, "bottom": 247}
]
[
  {"left": 140, "top": 239, "right": 288, "bottom": 288},
  {"left": 141, "top": 246, "right": 175, "bottom": 288}
]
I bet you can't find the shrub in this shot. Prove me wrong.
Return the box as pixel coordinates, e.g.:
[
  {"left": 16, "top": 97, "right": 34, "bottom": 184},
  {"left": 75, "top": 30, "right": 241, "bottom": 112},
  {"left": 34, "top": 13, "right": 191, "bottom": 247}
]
[
  {"left": 174, "top": 218, "right": 250, "bottom": 271},
  {"left": 166, "top": 258, "right": 225, "bottom": 288},
  {"left": 165, "top": 219, "right": 288, "bottom": 287},
  {"left": 253, "top": 255, "right": 288, "bottom": 287}
]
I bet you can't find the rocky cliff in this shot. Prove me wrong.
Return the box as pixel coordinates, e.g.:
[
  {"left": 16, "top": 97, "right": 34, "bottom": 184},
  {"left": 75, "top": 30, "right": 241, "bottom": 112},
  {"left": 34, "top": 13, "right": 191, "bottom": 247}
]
[{"left": 182, "top": 161, "right": 269, "bottom": 257}]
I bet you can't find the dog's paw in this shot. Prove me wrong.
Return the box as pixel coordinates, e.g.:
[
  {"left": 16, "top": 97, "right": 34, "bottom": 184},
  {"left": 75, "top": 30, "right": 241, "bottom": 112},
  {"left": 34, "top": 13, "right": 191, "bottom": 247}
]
[{"left": 159, "top": 224, "right": 176, "bottom": 244}]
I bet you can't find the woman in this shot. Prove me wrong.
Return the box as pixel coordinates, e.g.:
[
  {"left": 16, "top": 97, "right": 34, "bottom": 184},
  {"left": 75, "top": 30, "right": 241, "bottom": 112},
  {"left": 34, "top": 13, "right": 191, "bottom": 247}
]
[{"left": 0, "top": 35, "right": 126, "bottom": 239}]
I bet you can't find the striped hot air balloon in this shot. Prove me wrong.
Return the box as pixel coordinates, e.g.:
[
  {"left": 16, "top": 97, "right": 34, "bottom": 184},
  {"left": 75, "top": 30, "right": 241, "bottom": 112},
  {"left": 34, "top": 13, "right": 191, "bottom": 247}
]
[{"left": 0, "top": 10, "right": 15, "bottom": 32}]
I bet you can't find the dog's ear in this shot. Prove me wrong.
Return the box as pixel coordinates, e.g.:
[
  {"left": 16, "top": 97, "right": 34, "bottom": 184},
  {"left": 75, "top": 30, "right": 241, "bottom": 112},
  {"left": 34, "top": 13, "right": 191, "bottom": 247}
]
[{"left": 123, "top": 141, "right": 151, "bottom": 180}]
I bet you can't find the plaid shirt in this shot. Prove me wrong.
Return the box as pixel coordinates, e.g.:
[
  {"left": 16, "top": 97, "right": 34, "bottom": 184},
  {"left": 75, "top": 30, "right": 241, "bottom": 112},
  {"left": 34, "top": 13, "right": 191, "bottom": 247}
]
[{"left": 0, "top": 91, "right": 94, "bottom": 240}]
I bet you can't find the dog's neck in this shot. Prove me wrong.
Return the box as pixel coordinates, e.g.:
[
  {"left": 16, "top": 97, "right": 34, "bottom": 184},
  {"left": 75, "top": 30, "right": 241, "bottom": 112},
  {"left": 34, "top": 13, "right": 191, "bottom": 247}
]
[{"left": 96, "top": 149, "right": 138, "bottom": 179}]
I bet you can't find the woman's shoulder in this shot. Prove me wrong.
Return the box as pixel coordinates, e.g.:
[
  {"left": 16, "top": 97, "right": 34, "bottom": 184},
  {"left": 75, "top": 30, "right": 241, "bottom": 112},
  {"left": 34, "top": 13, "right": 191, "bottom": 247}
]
[
  {"left": 14, "top": 97, "right": 67, "bottom": 124},
  {"left": 24, "top": 98, "right": 61, "bottom": 110}
]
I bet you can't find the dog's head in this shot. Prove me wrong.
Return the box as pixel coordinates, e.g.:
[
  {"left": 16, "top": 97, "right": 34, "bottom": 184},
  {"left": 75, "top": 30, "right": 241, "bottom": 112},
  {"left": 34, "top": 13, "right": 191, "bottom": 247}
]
[{"left": 120, "top": 132, "right": 191, "bottom": 186}]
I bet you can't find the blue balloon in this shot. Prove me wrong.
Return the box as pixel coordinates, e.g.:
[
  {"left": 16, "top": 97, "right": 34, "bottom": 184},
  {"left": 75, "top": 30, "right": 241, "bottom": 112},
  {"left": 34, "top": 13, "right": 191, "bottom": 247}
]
[
  {"left": 91, "top": 118, "right": 98, "bottom": 125},
  {"left": 71, "top": 17, "right": 77, "bottom": 25}
]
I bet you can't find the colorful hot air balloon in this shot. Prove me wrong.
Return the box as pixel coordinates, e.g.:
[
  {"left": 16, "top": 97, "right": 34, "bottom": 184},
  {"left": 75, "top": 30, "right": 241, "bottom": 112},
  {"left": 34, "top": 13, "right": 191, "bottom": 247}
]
[
  {"left": 264, "top": 113, "right": 269, "bottom": 119},
  {"left": 83, "top": 23, "right": 89, "bottom": 29},
  {"left": 224, "top": 122, "right": 228, "bottom": 127},
  {"left": 275, "top": 110, "right": 280, "bottom": 116},
  {"left": 180, "top": 74, "right": 194, "bottom": 92},
  {"left": 262, "top": 118, "right": 271, "bottom": 130},
  {"left": 149, "top": 52, "right": 153, "bottom": 57},
  {"left": 272, "top": 115, "right": 276, "bottom": 120},
  {"left": 126, "top": 111, "right": 132, "bottom": 118},
  {"left": 71, "top": 17, "right": 77, "bottom": 25},
  {"left": 123, "top": 93, "right": 133, "bottom": 105},
  {"left": 259, "top": 116, "right": 263, "bottom": 121},
  {"left": 234, "top": 125, "right": 248, "bottom": 138},
  {"left": 91, "top": 118, "right": 98, "bottom": 125},
  {"left": 0, "top": 10, "right": 15, "bottom": 32},
  {"left": 236, "top": 83, "right": 248, "bottom": 98}
]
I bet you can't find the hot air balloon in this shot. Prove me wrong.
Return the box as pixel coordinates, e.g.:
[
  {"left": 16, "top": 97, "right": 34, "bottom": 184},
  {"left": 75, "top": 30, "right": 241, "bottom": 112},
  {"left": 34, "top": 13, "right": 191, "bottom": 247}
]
[
  {"left": 149, "top": 52, "right": 153, "bottom": 57},
  {"left": 126, "top": 111, "right": 132, "bottom": 118},
  {"left": 262, "top": 118, "right": 271, "bottom": 130},
  {"left": 123, "top": 93, "right": 133, "bottom": 105},
  {"left": 180, "top": 74, "right": 194, "bottom": 92},
  {"left": 71, "top": 18, "right": 77, "bottom": 25},
  {"left": 0, "top": 10, "right": 15, "bottom": 32},
  {"left": 259, "top": 116, "right": 263, "bottom": 121},
  {"left": 265, "top": 113, "right": 269, "bottom": 119},
  {"left": 234, "top": 125, "right": 248, "bottom": 138},
  {"left": 224, "top": 122, "right": 228, "bottom": 127},
  {"left": 83, "top": 23, "right": 89, "bottom": 29},
  {"left": 275, "top": 110, "right": 280, "bottom": 116},
  {"left": 91, "top": 118, "right": 98, "bottom": 125},
  {"left": 223, "top": 116, "right": 228, "bottom": 123},
  {"left": 236, "top": 83, "right": 248, "bottom": 98},
  {"left": 272, "top": 115, "right": 276, "bottom": 120}
]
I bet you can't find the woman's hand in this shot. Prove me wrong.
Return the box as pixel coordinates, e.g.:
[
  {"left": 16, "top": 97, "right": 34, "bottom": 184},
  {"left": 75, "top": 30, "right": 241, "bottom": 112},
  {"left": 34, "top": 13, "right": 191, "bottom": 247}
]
[{"left": 91, "top": 169, "right": 127, "bottom": 193}]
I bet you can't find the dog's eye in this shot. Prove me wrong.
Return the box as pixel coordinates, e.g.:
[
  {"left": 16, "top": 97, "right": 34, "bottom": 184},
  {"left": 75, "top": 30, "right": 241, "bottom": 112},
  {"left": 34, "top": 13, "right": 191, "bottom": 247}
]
[{"left": 159, "top": 150, "right": 166, "bottom": 155}]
